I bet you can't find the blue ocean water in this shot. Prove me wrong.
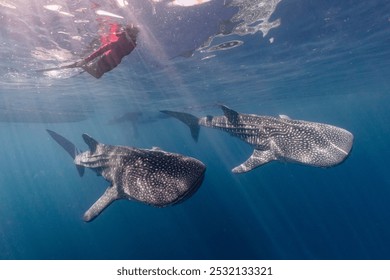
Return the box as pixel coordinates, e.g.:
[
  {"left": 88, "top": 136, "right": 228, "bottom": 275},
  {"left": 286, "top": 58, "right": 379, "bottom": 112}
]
[{"left": 0, "top": 0, "right": 389, "bottom": 260}]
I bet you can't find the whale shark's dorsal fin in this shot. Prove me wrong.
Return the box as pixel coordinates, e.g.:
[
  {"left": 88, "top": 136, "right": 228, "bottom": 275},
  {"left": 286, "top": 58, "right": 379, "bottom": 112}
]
[
  {"left": 83, "top": 186, "right": 120, "bottom": 222},
  {"left": 279, "top": 114, "right": 291, "bottom": 120},
  {"left": 232, "top": 149, "right": 276, "bottom": 173},
  {"left": 220, "top": 105, "right": 239, "bottom": 124},
  {"left": 82, "top": 134, "right": 99, "bottom": 153}
]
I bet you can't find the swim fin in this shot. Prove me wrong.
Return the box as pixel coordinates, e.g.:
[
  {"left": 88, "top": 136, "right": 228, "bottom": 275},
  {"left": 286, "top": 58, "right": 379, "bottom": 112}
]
[{"left": 36, "top": 60, "right": 83, "bottom": 73}]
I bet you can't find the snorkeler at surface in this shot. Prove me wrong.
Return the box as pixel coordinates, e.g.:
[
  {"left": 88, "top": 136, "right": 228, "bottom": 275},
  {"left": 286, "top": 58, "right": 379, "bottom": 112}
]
[
  {"left": 38, "top": 23, "right": 139, "bottom": 79},
  {"left": 80, "top": 23, "right": 139, "bottom": 78}
]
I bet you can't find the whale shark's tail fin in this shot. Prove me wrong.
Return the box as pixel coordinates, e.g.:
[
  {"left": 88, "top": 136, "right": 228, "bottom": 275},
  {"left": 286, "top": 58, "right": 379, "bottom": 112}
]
[
  {"left": 46, "top": 129, "right": 85, "bottom": 177},
  {"left": 160, "top": 110, "right": 200, "bottom": 141}
]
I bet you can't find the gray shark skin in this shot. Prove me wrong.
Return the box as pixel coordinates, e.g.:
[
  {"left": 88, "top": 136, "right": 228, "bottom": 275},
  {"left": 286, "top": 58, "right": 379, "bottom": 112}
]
[
  {"left": 47, "top": 130, "right": 206, "bottom": 222},
  {"left": 161, "top": 105, "right": 353, "bottom": 173}
]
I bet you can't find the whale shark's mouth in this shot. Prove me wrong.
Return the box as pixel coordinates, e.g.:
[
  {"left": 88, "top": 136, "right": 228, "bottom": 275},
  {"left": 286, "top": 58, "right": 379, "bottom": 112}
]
[
  {"left": 173, "top": 168, "right": 206, "bottom": 205},
  {"left": 330, "top": 142, "right": 349, "bottom": 155}
]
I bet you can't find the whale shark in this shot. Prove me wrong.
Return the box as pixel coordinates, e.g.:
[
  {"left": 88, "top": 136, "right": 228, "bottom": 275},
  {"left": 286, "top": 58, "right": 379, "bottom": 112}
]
[
  {"left": 47, "top": 130, "right": 206, "bottom": 222},
  {"left": 161, "top": 105, "right": 353, "bottom": 173}
]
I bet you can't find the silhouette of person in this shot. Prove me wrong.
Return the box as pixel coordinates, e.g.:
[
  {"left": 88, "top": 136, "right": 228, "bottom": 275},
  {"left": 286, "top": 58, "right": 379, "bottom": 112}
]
[{"left": 79, "top": 23, "right": 139, "bottom": 78}]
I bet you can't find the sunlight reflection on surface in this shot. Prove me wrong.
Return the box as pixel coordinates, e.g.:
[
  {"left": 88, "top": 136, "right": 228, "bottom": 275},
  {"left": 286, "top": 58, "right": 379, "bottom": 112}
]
[
  {"left": 0, "top": 0, "right": 282, "bottom": 85},
  {"left": 168, "top": 0, "right": 211, "bottom": 7},
  {"left": 0, "top": 0, "right": 284, "bottom": 119}
]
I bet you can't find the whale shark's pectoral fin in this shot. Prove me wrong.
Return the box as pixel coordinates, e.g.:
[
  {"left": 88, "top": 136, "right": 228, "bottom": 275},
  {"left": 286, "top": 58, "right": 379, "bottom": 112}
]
[
  {"left": 83, "top": 186, "right": 120, "bottom": 222},
  {"left": 220, "top": 105, "right": 239, "bottom": 124},
  {"left": 232, "top": 149, "right": 276, "bottom": 173}
]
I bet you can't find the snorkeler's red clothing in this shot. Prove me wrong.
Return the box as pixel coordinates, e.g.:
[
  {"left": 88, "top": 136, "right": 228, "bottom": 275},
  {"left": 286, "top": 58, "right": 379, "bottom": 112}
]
[{"left": 81, "top": 24, "right": 138, "bottom": 78}]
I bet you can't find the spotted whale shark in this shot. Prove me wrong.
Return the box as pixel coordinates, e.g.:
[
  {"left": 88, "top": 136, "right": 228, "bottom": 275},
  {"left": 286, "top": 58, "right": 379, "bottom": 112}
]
[
  {"left": 47, "top": 130, "right": 206, "bottom": 222},
  {"left": 161, "top": 105, "right": 353, "bottom": 173}
]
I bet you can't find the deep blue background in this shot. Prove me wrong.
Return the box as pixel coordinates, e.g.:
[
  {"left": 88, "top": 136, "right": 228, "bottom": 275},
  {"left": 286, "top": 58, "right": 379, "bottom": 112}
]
[{"left": 0, "top": 0, "right": 389, "bottom": 259}]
